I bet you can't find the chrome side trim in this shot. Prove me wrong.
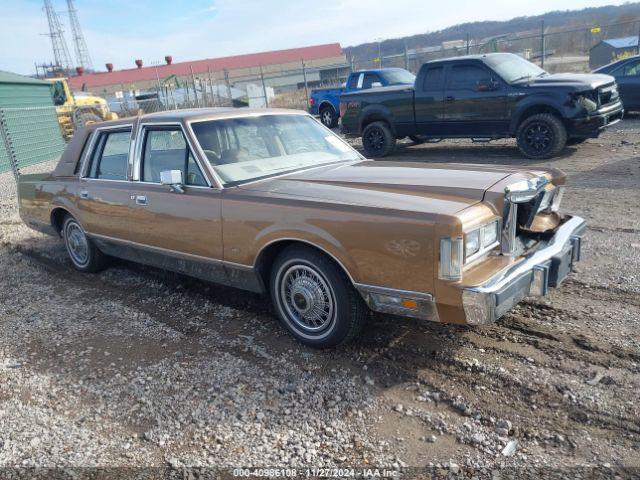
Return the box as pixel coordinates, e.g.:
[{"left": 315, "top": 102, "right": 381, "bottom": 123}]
[
  {"left": 88, "top": 232, "right": 223, "bottom": 264},
  {"left": 353, "top": 283, "right": 433, "bottom": 301}
]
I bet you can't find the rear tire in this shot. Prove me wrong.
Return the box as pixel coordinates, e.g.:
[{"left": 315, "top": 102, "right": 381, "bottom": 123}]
[
  {"left": 319, "top": 105, "right": 338, "bottom": 129},
  {"left": 516, "top": 113, "right": 567, "bottom": 159},
  {"left": 362, "top": 121, "right": 396, "bottom": 158},
  {"left": 62, "top": 215, "right": 107, "bottom": 273},
  {"left": 270, "top": 245, "right": 368, "bottom": 348}
]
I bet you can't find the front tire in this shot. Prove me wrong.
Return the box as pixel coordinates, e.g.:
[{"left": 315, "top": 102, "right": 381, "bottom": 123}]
[
  {"left": 362, "top": 121, "right": 396, "bottom": 158},
  {"left": 516, "top": 113, "right": 567, "bottom": 159},
  {"left": 270, "top": 245, "right": 368, "bottom": 348},
  {"left": 319, "top": 106, "right": 338, "bottom": 129},
  {"left": 62, "top": 215, "right": 107, "bottom": 273}
]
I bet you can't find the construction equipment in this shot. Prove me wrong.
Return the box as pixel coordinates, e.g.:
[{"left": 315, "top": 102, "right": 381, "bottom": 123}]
[{"left": 46, "top": 77, "right": 117, "bottom": 139}]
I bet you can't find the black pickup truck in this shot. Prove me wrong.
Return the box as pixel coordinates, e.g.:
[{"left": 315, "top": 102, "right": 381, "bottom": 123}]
[{"left": 340, "top": 53, "right": 624, "bottom": 159}]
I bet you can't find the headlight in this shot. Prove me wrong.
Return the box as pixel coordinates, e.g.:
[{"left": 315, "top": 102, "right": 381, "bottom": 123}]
[
  {"left": 464, "top": 220, "right": 500, "bottom": 263},
  {"left": 575, "top": 94, "right": 597, "bottom": 113},
  {"left": 439, "top": 237, "right": 463, "bottom": 281},
  {"left": 465, "top": 229, "right": 480, "bottom": 258},
  {"left": 481, "top": 221, "right": 499, "bottom": 246},
  {"left": 551, "top": 186, "right": 564, "bottom": 212}
]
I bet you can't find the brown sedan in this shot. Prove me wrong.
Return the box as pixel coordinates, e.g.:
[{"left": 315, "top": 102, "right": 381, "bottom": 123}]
[{"left": 18, "top": 108, "right": 585, "bottom": 347}]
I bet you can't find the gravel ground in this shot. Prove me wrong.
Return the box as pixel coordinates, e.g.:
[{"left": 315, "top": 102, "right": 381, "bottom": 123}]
[{"left": 0, "top": 119, "right": 638, "bottom": 478}]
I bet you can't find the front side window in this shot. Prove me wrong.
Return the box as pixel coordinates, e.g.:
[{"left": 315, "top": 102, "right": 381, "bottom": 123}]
[
  {"left": 141, "top": 128, "right": 207, "bottom": 186},
  {"left": 448, "top": 65, "right": 491, "bottom": 90},
  {"left": 612, "top": 60, "right": 640, "bottom": 77},
  {"left": 191, "top": 114, "right": 361, "bottom": 185},
  {"left": 362, "top": 73, "right": 381, "bottom": 89},
  {"left": 87, "top": 129, "right": 130, "bottom": 180},
  {"left": 51, "top": 81, "right": 67, "bottom": 106}
]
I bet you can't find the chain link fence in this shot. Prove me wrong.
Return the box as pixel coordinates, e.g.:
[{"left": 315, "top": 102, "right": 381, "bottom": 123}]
[{"left": 352, "top": 19, "right": 640, "bottom": 73}]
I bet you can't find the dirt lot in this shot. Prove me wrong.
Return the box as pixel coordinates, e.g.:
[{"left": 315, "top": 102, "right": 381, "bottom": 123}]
[{"left": 0, "top": 119, "right": 638, "bottom": 478}]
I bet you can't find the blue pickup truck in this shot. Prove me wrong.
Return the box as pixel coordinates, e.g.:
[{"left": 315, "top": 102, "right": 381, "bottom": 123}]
[{"left": 309, "top": 68, "right": 415, "bottom": 128}]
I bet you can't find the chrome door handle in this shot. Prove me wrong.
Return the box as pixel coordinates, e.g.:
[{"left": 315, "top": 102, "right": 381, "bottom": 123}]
[
  {"left": 135, "top": 195, "right": 148, "bottom": 205},
  {"left": 79, "top": 190, "right": 89, "bottom": 199}
]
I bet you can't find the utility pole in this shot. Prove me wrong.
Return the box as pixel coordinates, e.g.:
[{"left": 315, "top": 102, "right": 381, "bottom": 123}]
[
  {"left": 43, "top": 0, "right": 73, "bottom": 74},
  {"left": 301, "top": 60, "right": 310, "bottom": 109},
  {"left": 259, "top": 65, "right": 269, "bottom": 108},
  {"left": 189, "top": 65, "right": 200, "bottom": 108},
  {"left": 378, "top": 40, "right": 382, "bottom": 68},
  {"left": 540, "top": 20, "right": 546, "bottom": 69},
  {"left": 66, "top": 0, "right": 92, "bottom": 70},
  {"left": 466, "top": 33, "right": 470, "bottom": 55},
  {"left": 403, "top": 39, "right": 409, "bottom": 70}
]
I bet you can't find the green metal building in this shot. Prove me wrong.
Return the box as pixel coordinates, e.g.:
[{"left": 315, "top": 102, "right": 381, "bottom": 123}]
[{"left": 0, "top": 71, "right": 65, "bottom": 175}]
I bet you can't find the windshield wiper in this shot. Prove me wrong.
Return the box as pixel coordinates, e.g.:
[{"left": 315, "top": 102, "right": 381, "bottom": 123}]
[{"left": 511, "top": 75, "right": 532, "bottom": 83}]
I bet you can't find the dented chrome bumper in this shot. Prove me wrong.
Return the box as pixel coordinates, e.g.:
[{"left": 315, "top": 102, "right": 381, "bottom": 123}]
[{"left": 462, "top": 215, "right": 586, "bottom": 325}]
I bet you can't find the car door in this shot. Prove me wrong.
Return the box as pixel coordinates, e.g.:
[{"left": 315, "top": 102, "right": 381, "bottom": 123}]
[
  {"left": 442, "top": 62, "right": 508, "bottom": 136},
  {"left": 76, "top": 125, "right": 135, "bottom": 241},
  {"left": 125, "top": 122, "right": 224, "bottom": 279},
  {"left": 612, "top": 59, "right": 640, "bottom": 110},
  {"left": 414, "top": 64, "right": 446, "bottom": 135}
]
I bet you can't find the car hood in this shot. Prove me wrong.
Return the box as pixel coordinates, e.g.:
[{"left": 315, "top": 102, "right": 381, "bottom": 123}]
[
  {"left": 239, "top": 161, "right": 530, "bottom": 216},
  {"left": 516, "top": 73, "right": 614, "bottom": 91}
]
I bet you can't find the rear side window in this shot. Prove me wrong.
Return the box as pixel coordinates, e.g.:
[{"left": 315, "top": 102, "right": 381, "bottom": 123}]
[
  {"left": 141, "top": 128, "right": 207, "bottom": 186},
  {"left": 422, "top": 66, "right": 444, "bottom": 90},
  {"left": 362, "top": 73, "right": 381, "bottom": 89},
  {"left": 87, "top": 129, "right": 131, "bottom": 180},
  {"left": 447, "top": 64, "right": 490, "bottom": 90}
]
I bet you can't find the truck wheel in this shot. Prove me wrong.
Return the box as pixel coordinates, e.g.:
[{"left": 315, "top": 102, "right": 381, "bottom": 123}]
[
  {"left": 319, "top": 106, "right": 338, "bottom": 129},
  {"left": 73, "top": 111, "right": 102, "bottom": 129},
  {"left": 362, "top": 121, "right": 396, "bottom": 158},
  {"left": 270, "top": 245, "right": 368, "bottom": 348},
  {"left": 62, "top": 215, "right": 108, "bottom": 273},
  {"left": 516, "top": 113, "right": 567, "bottom": 159}
]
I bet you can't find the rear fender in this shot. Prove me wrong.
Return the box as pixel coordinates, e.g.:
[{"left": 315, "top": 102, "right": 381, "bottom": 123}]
[{"left": 359, "top": 104, "right": 396, "bottom": 135}]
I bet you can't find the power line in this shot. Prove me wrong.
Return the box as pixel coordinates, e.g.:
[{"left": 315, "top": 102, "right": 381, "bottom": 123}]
[
  {"left": 43, "top": 0, "right": 73, "bottom": 73},
  {"left": 66, "top": 0, "right": 93, "bottom": 70}
]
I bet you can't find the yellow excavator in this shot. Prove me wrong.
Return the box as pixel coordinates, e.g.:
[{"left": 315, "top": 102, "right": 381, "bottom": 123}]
[{"left": 46, "top": 78, "right": 118, "bottom": 139}]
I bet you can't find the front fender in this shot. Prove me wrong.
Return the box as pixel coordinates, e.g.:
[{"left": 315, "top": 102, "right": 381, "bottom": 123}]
[
  {"left": 509, "top": 94, "right": 569, "bottom": 133},
  {"left": 253, "top": 224, "right": 361, "bottom": 284}
]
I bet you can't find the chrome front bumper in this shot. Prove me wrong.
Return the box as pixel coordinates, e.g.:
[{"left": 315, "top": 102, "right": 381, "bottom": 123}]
[{"left": 462, "top": 215, "right": 586, "bottom": 325}]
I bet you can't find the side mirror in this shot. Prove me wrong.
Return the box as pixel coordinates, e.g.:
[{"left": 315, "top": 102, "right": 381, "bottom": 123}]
[
  {"left": 477, "top": 79, "right": 498, "bottom": 92},
  {"left": 160, "top": 169, "right": 184, "bottom": 193},
  {"left": 370, "top": 82, "right": 383, "bottom": 88}
]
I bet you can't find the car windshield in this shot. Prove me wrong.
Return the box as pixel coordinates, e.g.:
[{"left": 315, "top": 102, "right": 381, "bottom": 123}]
[
  {"left": 380, "top": 69, "right": 416, "bottom": 85},
  {"left": 191, "top": 114, "right": 361, "bottom": 185},
  {"left": 483, "top": 54, "right": 547, "bottom": 83}
]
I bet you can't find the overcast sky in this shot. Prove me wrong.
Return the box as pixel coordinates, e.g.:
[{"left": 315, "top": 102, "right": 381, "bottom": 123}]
[{"left": 0, "top": 0, "right": 630, "bottom": 75}]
